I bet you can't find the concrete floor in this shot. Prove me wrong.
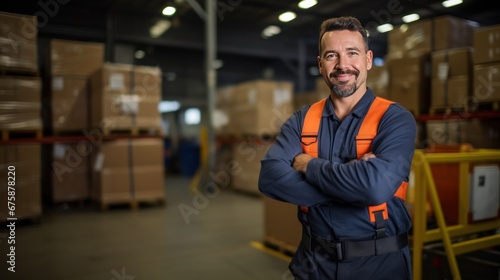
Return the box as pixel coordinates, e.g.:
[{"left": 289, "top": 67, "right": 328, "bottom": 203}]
[{"left": 0, "top": 176, "right": 290, "bottom": 280}]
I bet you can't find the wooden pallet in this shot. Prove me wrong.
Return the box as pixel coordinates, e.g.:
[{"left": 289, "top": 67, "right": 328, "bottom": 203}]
[
  {"left": 97, "top": 197, "right": 166, "bottom": 211},
  {"left": 429, "top": 105, "right": 468, "bottom": 116},
  {"left": 0, "top": 66, "right": 39, "bottom": 77},
  {"left": 1, "top": 129, "right": 42, "bottom": 141},
  {"left": 102, "top": 126, "right": 164, "bottom": 137}
]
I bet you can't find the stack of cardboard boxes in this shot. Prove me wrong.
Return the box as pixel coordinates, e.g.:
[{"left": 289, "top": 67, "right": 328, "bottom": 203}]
[
  {"left": 45, "top": 38, "right": 166, "bottom": 209},
  {"left": 0, "top": 11, "right": 42, "bottom": 221},
  {"left": 215, "top": 79, "right": 294, "bottom": 195}
]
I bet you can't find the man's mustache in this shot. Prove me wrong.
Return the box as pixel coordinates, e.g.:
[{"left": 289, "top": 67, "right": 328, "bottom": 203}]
[{"left": 330, "top": 69, "right": 359, "bottom": 77}]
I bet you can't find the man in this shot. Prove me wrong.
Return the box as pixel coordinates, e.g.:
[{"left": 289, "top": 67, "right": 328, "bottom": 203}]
[{"left": 258, "top": 17, "right": 416, "bottom": 279}]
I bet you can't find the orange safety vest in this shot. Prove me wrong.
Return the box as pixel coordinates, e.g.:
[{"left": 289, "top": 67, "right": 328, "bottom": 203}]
[{"left": 300, "top": 96, "right": 408, "bottom": 237}]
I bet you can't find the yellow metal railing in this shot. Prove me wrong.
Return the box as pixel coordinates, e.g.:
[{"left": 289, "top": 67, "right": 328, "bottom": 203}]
[{"left": 410, "top": 147, "right": 500, "bottom": 280}]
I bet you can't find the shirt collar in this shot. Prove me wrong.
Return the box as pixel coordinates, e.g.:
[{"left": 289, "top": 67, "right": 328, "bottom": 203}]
[{"left": 322, "top": 87, "right": 376, "bottom": 119}]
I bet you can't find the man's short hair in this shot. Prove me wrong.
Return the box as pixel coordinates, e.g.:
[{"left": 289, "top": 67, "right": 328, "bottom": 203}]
[{"left": 318, "top": 16, "right": 369, "bottom": 54}]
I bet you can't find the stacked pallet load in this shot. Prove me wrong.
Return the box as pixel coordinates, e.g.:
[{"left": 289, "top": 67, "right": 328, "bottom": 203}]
[
  {"left": 0, "top": 11, "right": 42, "bottom": 221},
  {"left": 44, "top": 39, "right": 105, "bottom": 206},
  {"left": 215, "top": 79, "right": 294, "bottom": 195},
  {"left": 90, "top": 63, "right": 166, "bottom": 209}
]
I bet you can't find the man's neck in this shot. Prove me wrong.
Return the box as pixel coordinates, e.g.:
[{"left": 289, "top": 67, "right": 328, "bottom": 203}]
[{"left": 330, "top": 88, "right": 366, "bottom": 121}]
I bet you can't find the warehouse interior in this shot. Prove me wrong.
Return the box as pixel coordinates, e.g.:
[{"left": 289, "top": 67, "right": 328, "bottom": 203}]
[{"left": 1, "top": 0, "right": 500, "bottom": 279}]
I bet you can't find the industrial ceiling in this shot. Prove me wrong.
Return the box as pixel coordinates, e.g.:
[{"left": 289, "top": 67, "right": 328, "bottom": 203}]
[{"left": 2, "top": 0, "right": 498, "bottom": 99}]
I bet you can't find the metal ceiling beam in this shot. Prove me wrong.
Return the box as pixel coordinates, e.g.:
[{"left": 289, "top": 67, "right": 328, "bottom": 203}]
[{"left": 186, "top": 0, "right": 207, "bottom": 21}]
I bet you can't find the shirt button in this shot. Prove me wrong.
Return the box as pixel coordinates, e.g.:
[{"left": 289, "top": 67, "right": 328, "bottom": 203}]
[{"left": 334, "top": 152, "right": 339, "bottom": 157}]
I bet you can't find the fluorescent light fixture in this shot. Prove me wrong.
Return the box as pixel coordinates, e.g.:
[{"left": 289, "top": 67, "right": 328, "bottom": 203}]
[
  {"left": 298, "top": 0, "right": 317, "bottom": 9},
  {"left": 158, "top": 101, "right": 181, "bottom": 113},
  {"left": 134, "top": 50, "right": 145, "bottom": 59},
  {"left": 402, "top": 13, "right": 420, "bottom": 23},
  {"left": 162, "top": 6, "right": 176, "bottom": 16},
  {"left": 262, "top": 25, "right": 281, "bottom": 38},
  {"left": 442, "top": 0, "right": 463, "bottom": 7},
  {"left": 184, "top": 108, "right": 201, "bottom": 125},
  {"left": 278, "top": 11, "right": 296, "bottom": 22},
  {"left": 150, "top": 19, "right": 171, "bottom": 38},
  {"left": 376, "top": 23, "right": 394, "bottom": 33}
]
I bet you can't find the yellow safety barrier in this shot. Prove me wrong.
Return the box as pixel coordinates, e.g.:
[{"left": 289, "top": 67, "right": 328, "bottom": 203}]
[{"left": 410, "top": 147, "right": 500, "bottom": 280}]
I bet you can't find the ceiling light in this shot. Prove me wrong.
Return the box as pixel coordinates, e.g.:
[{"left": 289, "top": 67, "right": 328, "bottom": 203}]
[
  {"left": 278, "top": 11, "right": 296, "bottom": 22},
  {"left": 158, "top": 101, "right": 181, "bottom": 113},
  {"left": 442, "top": 0, "right": 463, "bottom": 7},
  {"left": 134, "top": 50, "right": 145, "bottom": 59},
  {"left": 262, "top": 25, "right": 281, "bottom": 38},
  {"left": 162, "top": 6, "right": 176, "bottom": 16},
  {"left": 402, "top": 13, "right": 420, "bottom": 23},
  {"left": 376, "top": 23, "right": 394, "bottom": 33},
  {"left": 298, "top": 0, "right": 317, "bottom": 9},
  {"left": 150, "top": 20, "right": 171, "bottom": 38}
]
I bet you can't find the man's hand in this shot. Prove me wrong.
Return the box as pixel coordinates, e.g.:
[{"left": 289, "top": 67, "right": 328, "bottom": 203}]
[
  {"left": 361, "top": 152, "right": 376, "bottom": 161},
  {"left": 292, "top": 153, "right": 314, "bottom": 173}
]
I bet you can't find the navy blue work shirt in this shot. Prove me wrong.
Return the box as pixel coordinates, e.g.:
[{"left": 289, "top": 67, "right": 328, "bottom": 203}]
[{"left": 258, "top": 88, "right": 416, "bottom": 240}]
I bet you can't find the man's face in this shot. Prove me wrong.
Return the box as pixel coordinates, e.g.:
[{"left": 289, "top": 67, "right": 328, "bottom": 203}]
[{"left": 318, "top": 30, "right": 372, "bottom": 98}]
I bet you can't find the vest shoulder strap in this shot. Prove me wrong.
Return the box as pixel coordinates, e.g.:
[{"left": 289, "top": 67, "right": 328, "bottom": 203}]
[
  {"left": 300, "top": 97, "right": 327, "bottom": 158},
  {"left": 355, "top": 97, "right": 395, "bottom": 159}
]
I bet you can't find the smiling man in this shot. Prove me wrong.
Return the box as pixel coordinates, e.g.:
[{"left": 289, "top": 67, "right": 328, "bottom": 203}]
[{"left": 259, "top": 17, "right": 416, "bottom": 279}]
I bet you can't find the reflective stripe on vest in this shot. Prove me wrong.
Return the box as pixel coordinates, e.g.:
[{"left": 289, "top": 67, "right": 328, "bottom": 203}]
[{"left": 299, "top": 96, "right": 408, "bottom": 237}]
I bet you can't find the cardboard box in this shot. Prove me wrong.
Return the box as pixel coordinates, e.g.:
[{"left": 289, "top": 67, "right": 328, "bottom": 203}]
[
  {"left": 388, "top": 55, "right": 431, "bottom": 117},
  {"left": 294, "top": 90, "right": 325, "bottom": 111},
  {"left": 51, "top": 143, "right": 90, "bottom": 203},
  {"left": 263, "top": 196, "right": 302, "bottom": 251},
  {"left": 431, "top": 48, "right": 473, "bottom": 79},
  {"left": 91, "top": 63, "right": 162, "bottom": 132},
  {"left": 367, "top": 65, "right": 389, "bottom": 99},
  {"left": 0, "top": 144, "right": 42, "bottom": 220},
  {"left": 473, "top": 24, "right": 500, "bottom": 65},
  {"left": 0, "top": 76, "right": 42, "bottom": 130},
  {"left": 49, "top": 39, "right": 104, "bottom": 76},
  {"left": 230, "top": 140, "right": 271, "bottom": 195},
  {"left": 227, "top": 80, "right": 294, "bottom": 136},
  {"left": 387, "top": 19, "right": 433, "bottom": 59},
  {"left": 462, "top": 119, "right": 500, "bottom": 149},
  {"left": 425, "top": 120, "right": 466, "bottom": 145},
  {"left": 473, "top": 62, "right": 500, "bottom": 102},
  {"left": 91, "top": 138, "right": 165, "bottom": 204},
  {"left": 0, "top": 11, "right": 38, "bottom": 73},
  {"left": 433, "top": 16, "right": 477, "bottom": 51},
  {"left": 51, "top": 76, "right": 90, "bottom": 132},
  {"left": 431, "top": 75, "right": 470, "bottom": 108}
]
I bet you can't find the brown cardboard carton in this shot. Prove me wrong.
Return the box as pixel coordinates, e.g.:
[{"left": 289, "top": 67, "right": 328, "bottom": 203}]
[
  {"left": 0, "top": 76, "right": 42, "bottom": 130},
  {"left": 231, "top": 140, "right": 271, "bottom": 194},
  {"left": 49, "top": 39, "right": 104, "bottom": 76},
  {"left": 387, "top": 19, "right": 433, "bottom": 59},
  {"left": 431, "top": 76, "right": 470, "bottom": 108},
  {"left": 91, "top": 63, "right": 162, "bottom": 132},
  {"left": 431, "top": 48, "right": 473, "bottom": 79},
  {"left": 51, "top": 143, "right": 89, "bottom": 203},
  {"left": 388, "top": 55, "right": 431, "bottom": 117},
  {"left": 367, "top": 65, "right": 389, "bottom": 99},
  {"left": 433, "top": 16, "right": 477, "bottom": 51},
  {"left": 425, "top": 120, "right": 465, "bottom": 145},
  {"left": 51, "top": 76, "right": 90, "bottom": 132},
  {"left": 263, "top": 196, "right": 302, "bottom": 250},
  {"left": 0, "top": 11, "right": 38, "bottom": 73},
  {"left": 473, "top": 62, "right": 500, "bottom": 102},
  {"left": 463, "top": 119, "right": 500, "bottom": 149},
  {"left": 0, "top": 144, "right": 41, "bottom": 220},
  {"left": 473, "top": 24, "right": 500, "bottom": 65},
  {"left": 228, "top": 80, "right": 294, "bottom": 136},
  {"left": 92, "top": 138, "right": 165, "bottom": 205}
]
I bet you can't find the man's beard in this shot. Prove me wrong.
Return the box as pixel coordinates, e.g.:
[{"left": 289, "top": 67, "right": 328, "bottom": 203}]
[{"left": 328, "top": 69, "right": 359, "bottom": 98}]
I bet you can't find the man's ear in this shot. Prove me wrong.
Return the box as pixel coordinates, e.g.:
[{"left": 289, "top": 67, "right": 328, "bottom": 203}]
[
  {"left": 366, "top": 50, "right": 373, "bottom": 71},
  {"left": 317, "top": 56, "right": 323, "bottom": 74}
]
